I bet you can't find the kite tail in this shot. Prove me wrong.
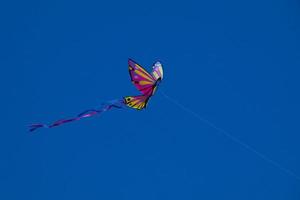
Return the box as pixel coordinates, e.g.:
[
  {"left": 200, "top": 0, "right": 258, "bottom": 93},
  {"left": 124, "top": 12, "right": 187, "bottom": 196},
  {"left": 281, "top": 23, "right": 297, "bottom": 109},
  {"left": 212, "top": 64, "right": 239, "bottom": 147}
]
[{"left": 29, "top": 99, "right": 125, "bottom": 132}]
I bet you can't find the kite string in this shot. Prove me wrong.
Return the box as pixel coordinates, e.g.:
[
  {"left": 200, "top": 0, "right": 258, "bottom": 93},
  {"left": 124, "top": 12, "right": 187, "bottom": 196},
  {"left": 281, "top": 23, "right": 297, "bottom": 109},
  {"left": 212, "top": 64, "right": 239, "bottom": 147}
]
[{"left": 159, "top": 90, "right": 300, "bottom": 181}]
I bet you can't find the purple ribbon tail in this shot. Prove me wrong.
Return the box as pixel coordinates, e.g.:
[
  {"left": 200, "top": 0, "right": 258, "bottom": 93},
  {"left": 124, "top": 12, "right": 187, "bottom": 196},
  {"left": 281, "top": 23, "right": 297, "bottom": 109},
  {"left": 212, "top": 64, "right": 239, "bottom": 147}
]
[
  {"left": 29, "top": 124, "right": 48, "bottom": 132},
  {"left": 29, "top": 99, "right": 126, "bottom": 132}
]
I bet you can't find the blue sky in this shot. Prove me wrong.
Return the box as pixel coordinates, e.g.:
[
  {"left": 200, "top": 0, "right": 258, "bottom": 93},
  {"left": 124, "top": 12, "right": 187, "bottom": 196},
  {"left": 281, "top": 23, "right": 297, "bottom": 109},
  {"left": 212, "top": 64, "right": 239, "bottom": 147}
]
[{"left": 1, "top": 0, "right": 300, "bottom": 199}]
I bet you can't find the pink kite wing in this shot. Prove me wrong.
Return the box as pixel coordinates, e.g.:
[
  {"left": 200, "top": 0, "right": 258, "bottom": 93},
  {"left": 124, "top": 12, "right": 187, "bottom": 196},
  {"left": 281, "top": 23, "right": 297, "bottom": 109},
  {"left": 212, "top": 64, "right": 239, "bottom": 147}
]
[{"left": 128, "top": 59, "right": 156, "bottom": 96}]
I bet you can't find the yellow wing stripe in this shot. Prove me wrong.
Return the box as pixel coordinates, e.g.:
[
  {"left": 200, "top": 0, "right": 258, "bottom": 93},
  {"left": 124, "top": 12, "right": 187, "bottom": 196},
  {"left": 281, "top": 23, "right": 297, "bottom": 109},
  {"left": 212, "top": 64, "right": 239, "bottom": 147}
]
[
  {"left": 138, "top": 102, "right": 145, "bottom": 109},
  {"left": 135, "top": 64, "right": 151, "bottom": 75},
  {"left": 129, "top": 65, "right": 149, "bottom": 78},
  {"left": 130, "top": 102, "right": 143, "bottom": 109},
  {"left": 139, "top": 80, "right": 153, "bottom": 86},
  {"left": 134, "top": 64, "right": 156, "bottom": 80},
  {"left": 130, "top": 99, "right": 140, "bottom": 105},
  {"left": 135, "top": 70, "right": 154, "bottom": 82},
  {"left": 135, "top": 68, "right": 153, "bottom": 80}
]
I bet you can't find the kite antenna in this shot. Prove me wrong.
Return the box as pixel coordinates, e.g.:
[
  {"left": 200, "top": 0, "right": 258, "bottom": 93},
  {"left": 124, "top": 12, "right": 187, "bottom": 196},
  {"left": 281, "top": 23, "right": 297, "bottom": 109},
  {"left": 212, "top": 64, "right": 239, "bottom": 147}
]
[{"left": 159, "top": 90, "right": 300, "bottom": 181}]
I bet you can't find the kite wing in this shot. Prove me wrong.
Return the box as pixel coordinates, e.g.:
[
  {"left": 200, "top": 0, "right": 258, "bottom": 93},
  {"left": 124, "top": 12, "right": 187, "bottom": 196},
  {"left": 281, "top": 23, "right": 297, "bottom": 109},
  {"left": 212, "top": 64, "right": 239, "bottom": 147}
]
[
  {"left": 128, "top": 59, "right": 156, "bottom": 96},
  {"left": 124, "top": 95, "right": 150, "bottom": 110}
]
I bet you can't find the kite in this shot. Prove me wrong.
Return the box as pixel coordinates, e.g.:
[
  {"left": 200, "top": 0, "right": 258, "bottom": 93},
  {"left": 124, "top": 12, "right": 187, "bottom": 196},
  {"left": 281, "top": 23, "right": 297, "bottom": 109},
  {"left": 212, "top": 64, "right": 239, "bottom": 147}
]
[{"left": 29, "top": 59, "right": 163, "bottom": 132}]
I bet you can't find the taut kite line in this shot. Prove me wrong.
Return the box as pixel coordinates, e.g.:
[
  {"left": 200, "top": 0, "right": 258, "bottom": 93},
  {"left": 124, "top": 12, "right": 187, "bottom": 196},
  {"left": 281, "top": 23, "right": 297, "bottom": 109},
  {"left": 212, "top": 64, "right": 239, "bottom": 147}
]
[{"left": 29, "top": 59, "right": 163, "bottom": 132}]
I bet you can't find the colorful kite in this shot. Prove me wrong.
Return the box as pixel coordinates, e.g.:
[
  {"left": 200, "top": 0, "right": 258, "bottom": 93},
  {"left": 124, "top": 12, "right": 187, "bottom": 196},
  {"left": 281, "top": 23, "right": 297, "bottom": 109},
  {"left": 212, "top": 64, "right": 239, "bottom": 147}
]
[{"left": 29, "top": 59, "right": 164, "bottom": 132}]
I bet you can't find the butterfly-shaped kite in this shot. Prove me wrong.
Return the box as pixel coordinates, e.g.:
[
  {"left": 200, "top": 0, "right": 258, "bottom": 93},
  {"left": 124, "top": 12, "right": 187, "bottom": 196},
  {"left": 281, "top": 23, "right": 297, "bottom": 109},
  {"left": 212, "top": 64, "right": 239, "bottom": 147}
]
[
  {"left": 124, "top": 59, "right": 163, "bottom": 110},
  {"left": 29, "top": 59, "right": 164, "bottom": 131}
]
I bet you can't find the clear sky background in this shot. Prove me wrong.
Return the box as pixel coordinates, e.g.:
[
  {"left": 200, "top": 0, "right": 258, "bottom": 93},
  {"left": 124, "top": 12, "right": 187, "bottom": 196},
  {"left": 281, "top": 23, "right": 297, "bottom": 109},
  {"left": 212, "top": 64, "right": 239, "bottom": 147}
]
[{"left": 1, "top": 0, "right": 300, "bottom": 199}]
